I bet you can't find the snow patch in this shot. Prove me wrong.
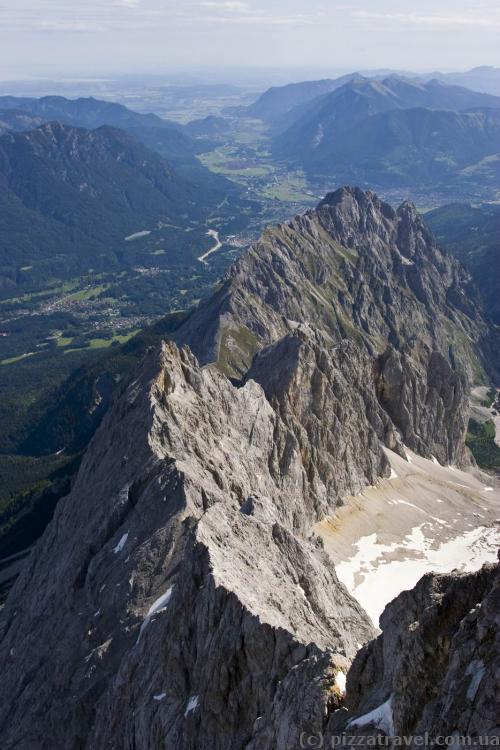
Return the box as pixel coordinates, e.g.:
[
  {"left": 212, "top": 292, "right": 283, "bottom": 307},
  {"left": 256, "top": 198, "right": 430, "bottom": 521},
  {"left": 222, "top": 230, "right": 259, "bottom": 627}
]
[
  {"left": 125, "top": 230, "right": 151, "bottom": 241},
  {"left": 348, "top": 696, "right": 394, "bottom": 736},
  {"left": 113, "top": 532, "right": 128, "bottom": 554},
  {"left": 400, "top": 255, "right": 415, "bottom": 266},
  {"left": 335, "top": 525, "right": 500, "bottom": 627},
  {"left": 389, "top": 468, "right": 398, "bottom": 480},
  {"left": 335, "top": 671, "right": 346, "bottom": 695},
  {"left": 184, "top": 695, "right": 199, "bottom": 717},
  {"left": 153, "top": 693, "right": 166, "bottom": 701}
]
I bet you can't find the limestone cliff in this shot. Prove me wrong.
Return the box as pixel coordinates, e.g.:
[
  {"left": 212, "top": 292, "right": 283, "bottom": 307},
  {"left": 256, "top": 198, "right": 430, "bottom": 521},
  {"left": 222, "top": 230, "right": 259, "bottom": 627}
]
[{"left": 0, "top": 188, "right": 497, "bottom": 749}]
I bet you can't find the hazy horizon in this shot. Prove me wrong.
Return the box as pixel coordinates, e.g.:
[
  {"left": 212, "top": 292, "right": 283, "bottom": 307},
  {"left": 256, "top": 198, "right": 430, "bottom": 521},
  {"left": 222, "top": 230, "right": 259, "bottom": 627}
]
[{"left": 1, "top": 0, "right": 499, "bottom": 80}]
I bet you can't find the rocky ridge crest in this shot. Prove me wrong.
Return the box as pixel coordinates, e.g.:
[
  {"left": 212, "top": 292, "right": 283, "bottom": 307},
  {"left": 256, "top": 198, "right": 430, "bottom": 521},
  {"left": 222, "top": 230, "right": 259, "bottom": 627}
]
[{"left": 0, "top": 188, "right": 498, "bottom": 748}]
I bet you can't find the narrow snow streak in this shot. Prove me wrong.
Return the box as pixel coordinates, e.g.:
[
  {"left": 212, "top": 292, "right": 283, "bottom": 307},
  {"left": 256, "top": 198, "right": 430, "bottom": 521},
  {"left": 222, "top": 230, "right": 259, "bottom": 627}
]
[
  {"left": 466, "top": 660, "right": 486, "bottom": 701},
  {"left": 136, "top": 585, "right": 174, "bottom": 643},
  {"left": 113, "top": 532, "right": 128, "bottom": 554},
  {"left": 184, "top": 695, "right": 200, "bottom": 717}
]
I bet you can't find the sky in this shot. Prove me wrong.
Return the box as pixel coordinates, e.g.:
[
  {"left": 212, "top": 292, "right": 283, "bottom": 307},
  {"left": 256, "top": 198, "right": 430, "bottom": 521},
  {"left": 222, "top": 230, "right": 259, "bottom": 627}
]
[{"left": 1, "top": 0, "right": 500, "bottom": 80}]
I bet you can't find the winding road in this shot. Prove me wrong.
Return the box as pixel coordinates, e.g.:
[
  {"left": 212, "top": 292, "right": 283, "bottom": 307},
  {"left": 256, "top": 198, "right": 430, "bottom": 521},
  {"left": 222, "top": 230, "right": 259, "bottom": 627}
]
[{"left": 198, "top": 230, "right": 222, "bottom": 264}]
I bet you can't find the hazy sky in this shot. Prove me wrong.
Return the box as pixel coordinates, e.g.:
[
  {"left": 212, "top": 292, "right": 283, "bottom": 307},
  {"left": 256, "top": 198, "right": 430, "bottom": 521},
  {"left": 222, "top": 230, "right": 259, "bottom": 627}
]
[{"left": 1, "top": 0, "right": 499, "bottom": 79}]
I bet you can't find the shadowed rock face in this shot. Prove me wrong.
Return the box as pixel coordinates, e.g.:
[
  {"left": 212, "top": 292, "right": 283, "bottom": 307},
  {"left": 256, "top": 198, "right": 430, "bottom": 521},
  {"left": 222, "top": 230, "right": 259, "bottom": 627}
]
[
  {"left": 375, "top": 344, "right": 469, "bottom": 466},
  {"left": 245, "top": 328, "right": 402, "bottom": 524},
  {"left": 0, "top": 188, "right": 498, "bottom": 749},
  {"left": 332, "top": 562, "right": 500, "bottom": 742}
]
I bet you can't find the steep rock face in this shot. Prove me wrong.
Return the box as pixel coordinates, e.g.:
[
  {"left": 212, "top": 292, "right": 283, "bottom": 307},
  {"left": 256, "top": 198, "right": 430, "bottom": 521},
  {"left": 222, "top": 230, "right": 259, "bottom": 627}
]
[
  {"left": 375, "top": 343, "right": 469, "bottom": 465},
  {"left": 245, "top": 328, "right": 402, "bottom": 521},
  {"left": 0, "top": 340, "right": 378, "bottom": 749},
  {"left": 179, "top": 188, "right": 487, "bottom": 378},
  {"left": 177, "top": 187, "right": 493, "bottom": 465},
  {"left": 337, "top": 563, "right": 500, "bottom": 740}
]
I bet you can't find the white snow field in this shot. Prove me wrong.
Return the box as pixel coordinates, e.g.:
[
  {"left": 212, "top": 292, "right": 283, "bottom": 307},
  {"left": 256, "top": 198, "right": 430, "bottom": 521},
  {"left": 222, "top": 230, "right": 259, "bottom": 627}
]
[{"left": 317, "top": 448, "right": 500, "bottom": 626}]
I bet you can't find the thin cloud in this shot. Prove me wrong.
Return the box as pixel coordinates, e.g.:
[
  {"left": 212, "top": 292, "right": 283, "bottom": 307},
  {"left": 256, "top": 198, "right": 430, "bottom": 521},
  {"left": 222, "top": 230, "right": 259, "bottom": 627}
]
[
  {"left": 351, "top": 9, "right": 500, "bottom": 28},
  {"left": 199, "top": 1, "right": 251, "bottom": 10},
  {"left": 36, "top": 20, "right": 107, "bottom": 32},
  {"left": 195, "top": 1, "right": 324, "bottom": 25},
  {"left": 113, "top": 0, "right": 141, "bottom": 7},
  {"left": 190, "top": 14, "right": 321, "bottom": 26}
]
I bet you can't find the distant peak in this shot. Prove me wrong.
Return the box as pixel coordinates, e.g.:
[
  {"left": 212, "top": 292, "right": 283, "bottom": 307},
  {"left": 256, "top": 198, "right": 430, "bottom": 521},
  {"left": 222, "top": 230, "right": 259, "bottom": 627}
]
[
  {"left": 318, "top": 186, "right": 406, "bottom": 223},
  {"left": 470, "top": 65, "right": 498, "bottom": 73},
  {"left": 37, "top": 120, "right": 67, "bottom": 134},
  {"left": 397, "top": 200, "right": 419, "bottom": 220},
  {"left": 318, "top": 185, "right": 386, "bottom": 213},
  {"left": 319, "top": 185, "right": 370, "bottom": 206}
]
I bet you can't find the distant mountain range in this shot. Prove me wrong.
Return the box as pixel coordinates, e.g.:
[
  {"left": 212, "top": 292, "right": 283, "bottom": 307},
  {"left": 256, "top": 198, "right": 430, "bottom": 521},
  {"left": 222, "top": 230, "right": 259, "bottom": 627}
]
[
  {"left": 434, "top": 66, "right": 500, "bottom": 97},
  {"left": 0, "top": 95, "right": 234, "bottom": 191},
  {"left": 244, "top": 74, "right": 360, "bottom": 123},
  {"left": 0, "top": 122, "right": 238, "bottom": 295},
  {"left": 273, "top": 76, "right": 500, "bottom": 151},
  {"left": 246, "top": 73, "right": 500, "bottom": 125},
  {"left": 0, "top": 94, "right": 193, "bottom": 153},
  {"left": 0, "top": 94, "right": 184, "bottom": 139},
  {"left": 264, "top": 77, "right": 500, "bottom": 188},
  {"left": 293, "top": 107, "right": 500, "bottom": 185}
]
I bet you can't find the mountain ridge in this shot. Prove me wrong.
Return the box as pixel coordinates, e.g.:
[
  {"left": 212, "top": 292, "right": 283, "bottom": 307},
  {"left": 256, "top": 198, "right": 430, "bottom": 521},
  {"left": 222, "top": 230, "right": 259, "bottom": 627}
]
[
  {"left": 0, "top": 187, "right": 498, "bottom": 748},
  {"left": 245, "top": 73, "right": 363, "bottom": 122},
  {"left": 272, "top": 78, "right": 500, "bottom": 188},
  {"left": 0, "top": 122, "right": 183, "bottom": 285},
  {"left": 247, "top": 74, "right": 500, "bottom": 127},
  {"left": 0, "top": 121, "right": 236, "bottom": 292},
  {"left": 0, "top": 94, "right": 233, "bottom": 192}
]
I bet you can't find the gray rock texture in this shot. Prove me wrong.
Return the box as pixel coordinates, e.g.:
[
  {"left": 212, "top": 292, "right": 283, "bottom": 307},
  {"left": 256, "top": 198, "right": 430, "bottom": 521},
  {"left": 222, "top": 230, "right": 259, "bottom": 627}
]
[
  {"left": 1, "top": 187, "right": 498, "bottom": 749},
  {"left": 337, "top": 562, "right": 500, "bottom": 743},
  {"left": 178, "top": 188, "right": 490, "bottom": 376},
  {"left": 375, "top": 343, "right": 469, "bottom": 465},
  {"left": 177, "top": 186, "right": 496, "bottom": 465},
  {"left": 0, "top": 341, "right": 376, "bottom": 749}
]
